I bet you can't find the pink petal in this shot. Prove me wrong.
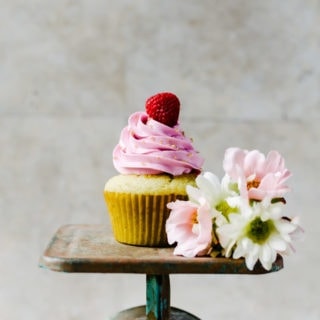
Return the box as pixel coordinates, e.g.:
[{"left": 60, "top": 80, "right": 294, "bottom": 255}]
[
  {"left": 264, "top": 150, "right": 285, "bottom": 173},
  {"left": 223, "top": 148, "right": 246, "bottom": 179},
  {"left": 166, "top": 201, "right": 197, "bottom": 245},
  {"left": 196, "top": 205, "right": 213, "bottom": 244},
  {"left": 243, "top": 150, "right": 265, "bottom": 177},
  {"left": 166, "top": 200, "right": 212, "bottom": 257}
]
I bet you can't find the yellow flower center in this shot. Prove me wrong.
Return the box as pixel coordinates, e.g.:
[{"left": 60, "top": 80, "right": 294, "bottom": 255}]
[
  {"left": 191, "top": 211, "right": 198, "bottom": 224},
  {"left": 245, "top": 217, "right": 275, "bottom": 244},
  {"left": 216, "top": 200, "right": 238, "bottom": 219},
  {"left": 247, "top": 179, "right": 260, "bottom": 190}
]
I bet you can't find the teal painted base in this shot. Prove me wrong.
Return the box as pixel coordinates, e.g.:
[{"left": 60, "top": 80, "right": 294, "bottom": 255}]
[
  {"left": 112, "top": 274, "right": 200, "bottom": 320},
  {"left": 112, "top": 305, "right": 200, "bottom": 320},
  {"left": 146, "top": 274, "right": 170, "bottom": 319}
]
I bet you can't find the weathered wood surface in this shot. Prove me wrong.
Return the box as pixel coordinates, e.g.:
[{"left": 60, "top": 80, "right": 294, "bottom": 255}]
[{"left": 39, "top": 224, "right": 283, "bottom": 274}]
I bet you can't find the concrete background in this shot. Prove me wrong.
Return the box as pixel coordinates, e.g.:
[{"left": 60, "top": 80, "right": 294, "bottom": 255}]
[{"left": 1, "top": 0, "right": 319, "bottom": 319}]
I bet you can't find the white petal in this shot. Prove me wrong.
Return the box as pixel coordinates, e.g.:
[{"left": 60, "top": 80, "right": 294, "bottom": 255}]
[
  {"left": 270, "top": 248, "right": 277, "bottom": 262},
  {"left": 195, "top": 173, "right": 222, "bottom": 204},
  {"left": 203, "top": 171, "right": 221, "bottom": 187},
  {"left": 245, "top": 243, "right": 260, "bottom": 270},
  {"left": 245, "top": 251, "right": 259, "bottom": 271},
  {"left": 225, "top": 240, "right": 236, "bottom": 257},
  {"left": 241, "top": 237, "right": 251, "bottom": 251},
  {"left": 215, "top": 213, "right": 228, "bottom": 227},
  {"left": 186, "top": 185, "right": 203, "bottom": 203},
  {"left": 260, "top": 244, "right": 272, "bottom": 262},
  {"left": 197, "top": 173, "right": 220, "bottom": 193},
  {"left": 233, "top": 242, "right": 245, "bottom": 259},
  {"left": 260, "top": 257, "right": 273, "bottom": 271},
  {"left": 270, "top": 203, "right": 283, "bottom": 219},
  {"left": 259, "top": 244, "right": 277, "bottom": 271},
  {"left": 269, "top": 235, "right": 287, "bottom": 251},
  {"left": 233, "top": 238, "right": 252, "bottom": 259},
  {"left": 275, "top": 220, "right": 297, "bottom": 234},
  {"left": 226, "top": 196, "right": 242, "bottom": 208}
]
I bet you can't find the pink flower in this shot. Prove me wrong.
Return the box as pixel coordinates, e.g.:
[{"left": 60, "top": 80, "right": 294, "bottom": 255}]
[
  {"left": 166, "top": 200, "right": 212, "bottom": 257},
  {"left": 223, "top": 148, "right": 291, "bottom": 201}
]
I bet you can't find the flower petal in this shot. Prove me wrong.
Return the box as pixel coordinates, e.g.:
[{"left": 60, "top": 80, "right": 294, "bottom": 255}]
[
  {"left": 166, "top": 199, "right": 213, "bottom": 257},
  {"left": 223, "top": 148, "right": 246, "bottom": 179},
  {"left": 245, "top": 243, "right": 260, "bottom": 270},
  {"left": 268, "top": 234, "right": 287, "bottom": 252},
  {"left": 243, "top": 150, "right": 265, "bottom": 177}
]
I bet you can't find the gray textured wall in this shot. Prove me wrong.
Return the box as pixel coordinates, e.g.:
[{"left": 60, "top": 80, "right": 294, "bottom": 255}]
[{"left": 1, "top": 1, "right": 319, "bottom": 319}]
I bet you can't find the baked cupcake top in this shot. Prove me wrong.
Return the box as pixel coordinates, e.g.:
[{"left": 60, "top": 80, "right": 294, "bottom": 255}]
[
  {"left": 113, "top": 92, "right": 204, "bottom": 175},
  {"left": 105, "top": 173, "right": 197, "bottom": 195}
]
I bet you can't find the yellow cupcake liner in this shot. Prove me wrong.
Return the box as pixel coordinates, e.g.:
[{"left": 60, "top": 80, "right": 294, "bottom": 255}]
[{"left": 104, "top": 192, "right": 187, "bottom": 247}]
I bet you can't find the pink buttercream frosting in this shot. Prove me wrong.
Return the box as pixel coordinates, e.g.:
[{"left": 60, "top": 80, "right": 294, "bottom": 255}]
[{"left": 113, "top": 111, "right": 204, "bottom": 175}]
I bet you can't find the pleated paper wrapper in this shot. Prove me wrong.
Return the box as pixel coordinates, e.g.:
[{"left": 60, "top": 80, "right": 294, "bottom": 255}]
[{"left": 104, "top": 192, "right": 187, "bottom": 247}]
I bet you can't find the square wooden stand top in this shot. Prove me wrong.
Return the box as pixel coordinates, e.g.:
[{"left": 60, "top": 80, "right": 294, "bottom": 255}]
[{"left": 39, "top": 224, "right": 283, "bottom": 320}]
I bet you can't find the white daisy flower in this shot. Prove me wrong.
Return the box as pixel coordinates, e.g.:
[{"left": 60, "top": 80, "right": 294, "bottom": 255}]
[
  {"left": 186, "top": 172, "right": 239, "bottom": 219},
  {"left": 216, "top": 199, "right": 300, "bottom": 270}
]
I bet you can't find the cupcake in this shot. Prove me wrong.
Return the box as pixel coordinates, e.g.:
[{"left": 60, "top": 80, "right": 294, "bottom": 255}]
[{"left": 104, "top": 92, "right": 204, "bottom": 247}]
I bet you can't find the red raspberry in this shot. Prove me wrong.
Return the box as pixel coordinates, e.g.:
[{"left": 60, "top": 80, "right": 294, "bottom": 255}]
[{"left": 145, "top": 92, "right": 180, "bottom": 127}]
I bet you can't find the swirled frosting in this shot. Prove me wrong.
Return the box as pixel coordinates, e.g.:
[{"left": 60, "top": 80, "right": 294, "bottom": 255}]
[{"left": 113, "top": 112, "right": 204, "bottom": 175}]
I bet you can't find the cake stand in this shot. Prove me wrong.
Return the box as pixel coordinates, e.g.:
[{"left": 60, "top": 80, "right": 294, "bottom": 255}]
[{"left": 39, "top": 224, "right": 283, "bottom": 319}]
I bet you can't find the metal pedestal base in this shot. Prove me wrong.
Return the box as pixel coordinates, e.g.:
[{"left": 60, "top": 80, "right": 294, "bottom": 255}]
[
  {"left": 113, "top": 306, "right": 200, "bottom": 320},
  {"left": 39, "top": 225, "right": 284, "bottom": 320},
  {"left": 112, "top": 274, "right": 200, "bottom": 320}
]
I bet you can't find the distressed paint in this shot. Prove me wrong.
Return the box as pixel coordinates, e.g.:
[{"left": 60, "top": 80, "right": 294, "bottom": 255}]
[
  {"left": 39, "top": 224, "right": 284, "bottom": 274},
  {"left": 40, "top": 224, "right": 284, "bottom": 319},
  {"left": 146, "top": 274, "right": 170, "bottom": 319},
  {"left": 113, "top": 306, "right": 200, "bottom": 319}
]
